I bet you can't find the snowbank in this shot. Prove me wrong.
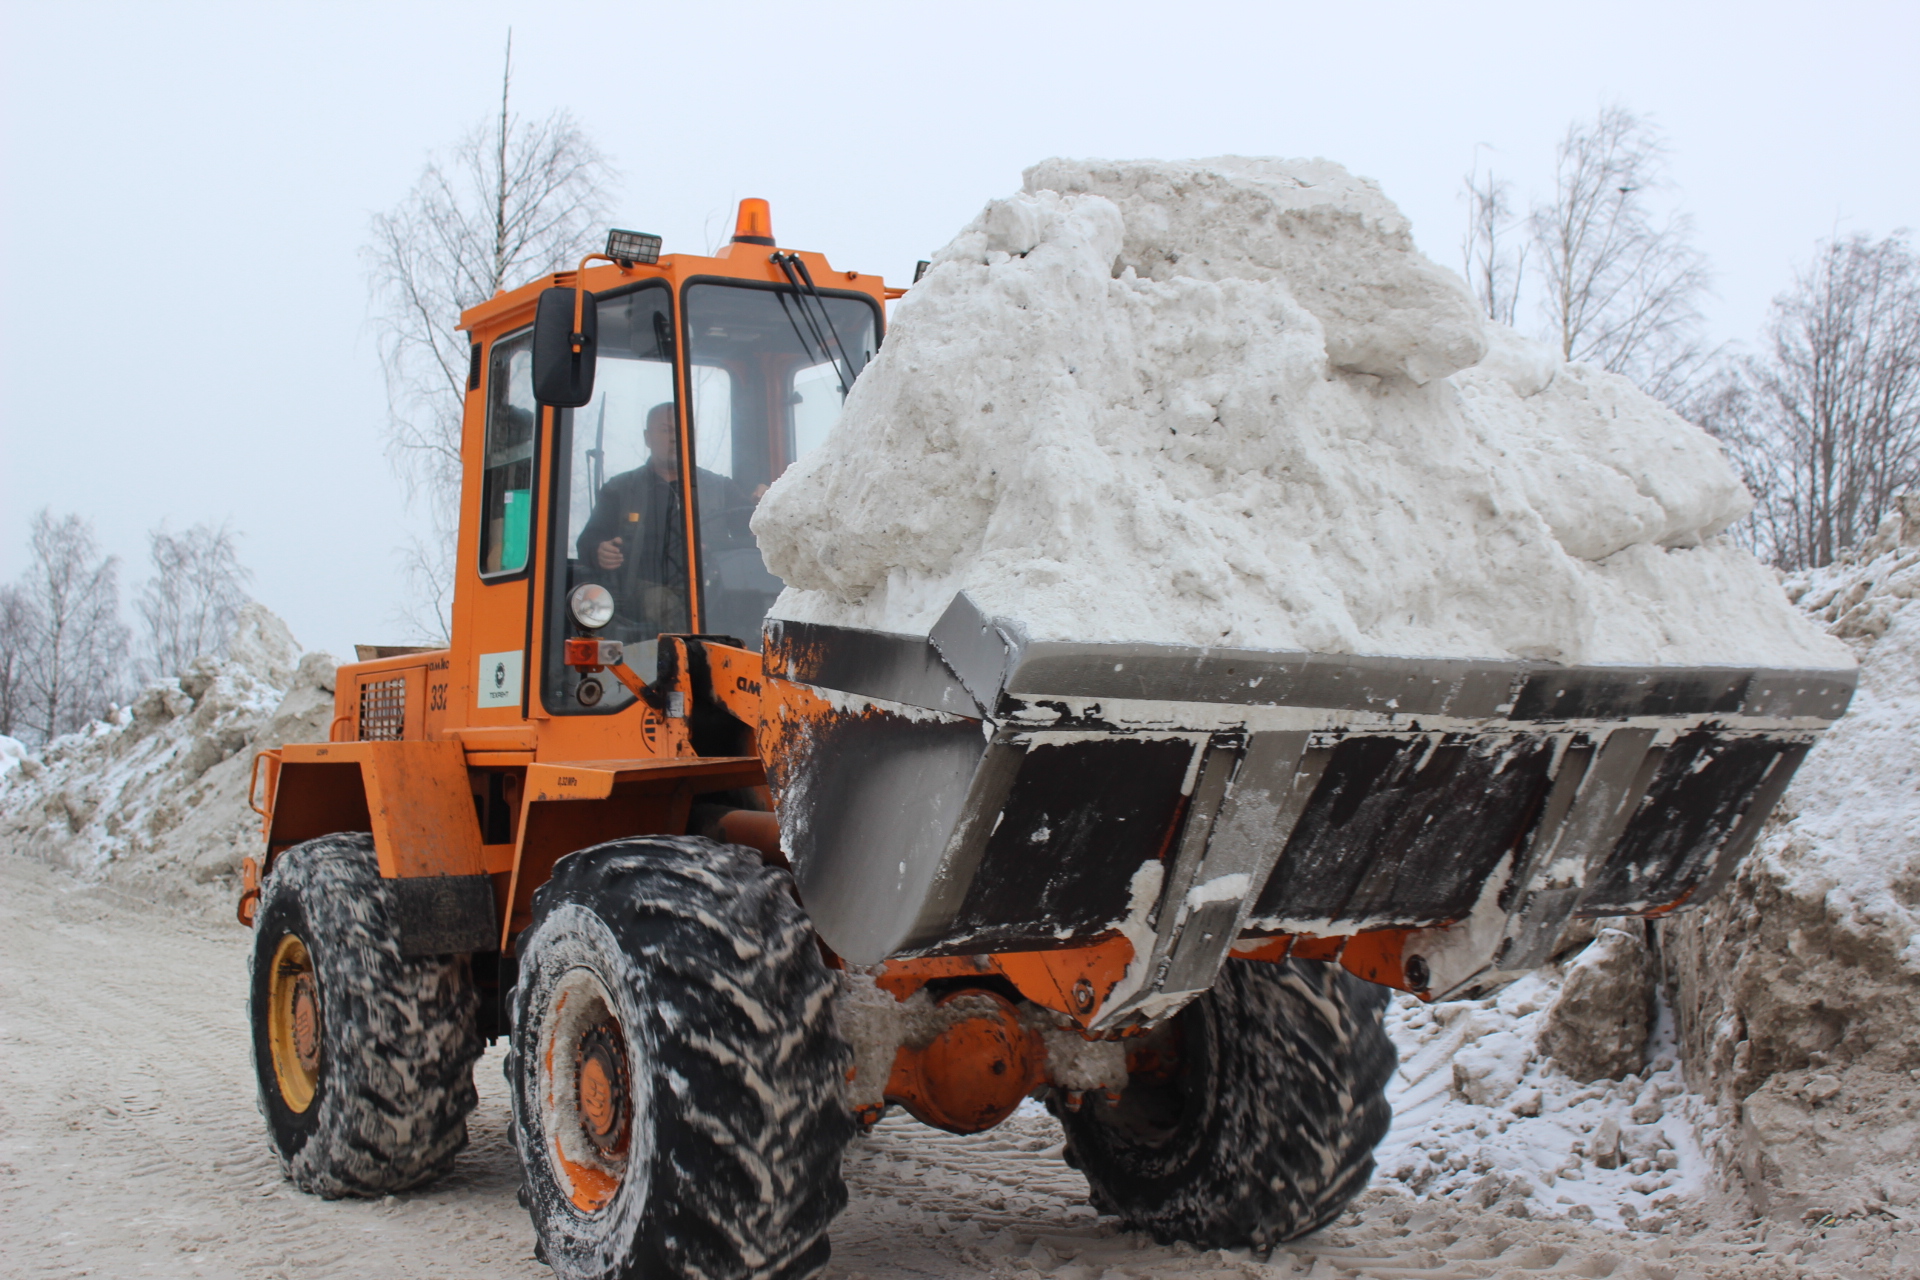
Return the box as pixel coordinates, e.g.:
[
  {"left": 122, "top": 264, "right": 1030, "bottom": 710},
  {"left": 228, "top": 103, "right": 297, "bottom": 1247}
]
[
  {"left": 1660, "top": 500, "right": 1920, "bottom": 1219},
  {"left": 0, "top": 735, "right": 24, "bottom": 781},
  {"left": 0, "top": 604, "right": 337, "bottom": 909},
  {"left": 756, "top": 157, "right": 1845, "bottom": 669},
  {"left": 1376, "top": 970, "right": 1711, "bottom": 1232}
]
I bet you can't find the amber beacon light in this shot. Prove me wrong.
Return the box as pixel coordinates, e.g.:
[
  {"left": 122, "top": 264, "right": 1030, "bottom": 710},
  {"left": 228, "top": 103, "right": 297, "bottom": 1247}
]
[{"left": 732, "top": 198, "right": 774, "bottom": 246}]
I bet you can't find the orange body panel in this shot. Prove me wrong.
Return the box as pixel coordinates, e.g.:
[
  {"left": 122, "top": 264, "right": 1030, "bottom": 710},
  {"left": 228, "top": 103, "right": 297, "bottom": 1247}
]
[
  {"left": 871, "top": 936, "right": 1138, "bottom": 1028},
  {"left": 500, "top": 756, "right": 766, "bottom": 946},
  {"left": 1231, "top": 927, "right": 1425, "bottom": 997},
  {"left": 715, "top": 809, "right": 783, "bottom": 864},
  {"left": 520, "top": 756, "right": 761, "bottom": 803},
  {"left": 701, "top": 645, "right": 766, "bottom": 746},
  {"left": 272, "top": 741, "right": 484, "bottom": 879}
]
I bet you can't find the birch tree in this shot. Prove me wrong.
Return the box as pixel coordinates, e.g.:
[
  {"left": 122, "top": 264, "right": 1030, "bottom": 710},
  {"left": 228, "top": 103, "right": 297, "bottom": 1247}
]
[
  {"left": 136, "top": 522, "right": 252, "bottom": 681},
  {"left": 16, "top": 510, "right": 129, "bottom": 743},
  {"left": 0, "top": 585, "right": 34, "bottom": 740},
  {"left": 1711, "top": 233, "right": 1920, "bottom": 569},
  {"left": 1462, "top": 161, "right": 1525, "bottom": 327},
  {"left": 1530, "top": 107, "right": 1712, "bottom": 403},
  {"left": 365, "top": 35, "right": 615, "bottom": 640}
]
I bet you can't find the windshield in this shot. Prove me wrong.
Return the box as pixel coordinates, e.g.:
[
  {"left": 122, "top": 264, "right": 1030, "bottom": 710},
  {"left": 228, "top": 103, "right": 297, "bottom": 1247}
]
[
  {"left": 541, "top": 282, "right": 682, "bottom": 714},
  {"left": 684, "top": 280, "right": 879, "bottom": 648},
  {"left": 540, "top": 278, "right": 879, "bottom": 714}
]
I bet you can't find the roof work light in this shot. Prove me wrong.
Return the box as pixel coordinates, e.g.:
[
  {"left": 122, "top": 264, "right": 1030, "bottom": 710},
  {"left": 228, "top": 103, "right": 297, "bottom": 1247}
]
[{"left": 605, "top": 229, "right": 662, "bottom": 266}]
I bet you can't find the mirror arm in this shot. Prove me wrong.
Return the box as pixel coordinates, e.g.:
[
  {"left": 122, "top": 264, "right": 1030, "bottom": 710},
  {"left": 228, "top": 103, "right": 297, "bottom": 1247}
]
[{"left": 571, "top": 254, "right": 621, "bottom": 353}]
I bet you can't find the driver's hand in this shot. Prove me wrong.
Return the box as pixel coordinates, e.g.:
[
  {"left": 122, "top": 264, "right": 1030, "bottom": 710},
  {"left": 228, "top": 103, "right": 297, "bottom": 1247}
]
[{"left": 596, "top": 537, "right": 625, "bottom": 569}]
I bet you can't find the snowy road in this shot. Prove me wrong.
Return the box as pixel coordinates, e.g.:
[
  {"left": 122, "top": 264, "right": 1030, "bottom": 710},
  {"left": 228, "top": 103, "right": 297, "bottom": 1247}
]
[{"left": 0, "top": 854, "right": 1884, "bottom": 1279}]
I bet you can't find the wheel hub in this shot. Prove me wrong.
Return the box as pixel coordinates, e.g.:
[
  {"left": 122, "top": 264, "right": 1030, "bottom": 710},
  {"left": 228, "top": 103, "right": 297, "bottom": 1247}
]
[
  {"left": 266, "top": 932, "right": 321, "bottom": 1113},
  {"left": 290, "top": 974, "right": 321, "bottom": 1075},
  {"left": 575, "top": 1018, "right": 631, "bottom": 1159}
]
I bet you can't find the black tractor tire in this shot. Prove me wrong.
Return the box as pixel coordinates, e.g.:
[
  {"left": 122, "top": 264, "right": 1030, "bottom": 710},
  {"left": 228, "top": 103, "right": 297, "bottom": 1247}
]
[
  {"left": 506, "top": 836, "right": 854, "bottom": 1280},
  {"left": 248, "top": 832, "right": 483, "bottom": 1198},
  {"left": 1056, "top": 958, "right": 1396, "bottom": 1248}
]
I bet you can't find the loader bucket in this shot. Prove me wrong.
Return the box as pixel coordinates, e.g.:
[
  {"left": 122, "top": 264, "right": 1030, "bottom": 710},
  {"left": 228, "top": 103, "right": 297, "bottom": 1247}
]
[{"left": 761, "top": 594, "right": 1852, "bottom": 1021}]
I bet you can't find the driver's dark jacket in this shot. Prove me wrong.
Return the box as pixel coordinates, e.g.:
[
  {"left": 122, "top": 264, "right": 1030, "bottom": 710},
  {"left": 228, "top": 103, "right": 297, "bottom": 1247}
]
[{"left": 576, "top": 464, "right": 755, "bottom": 599}]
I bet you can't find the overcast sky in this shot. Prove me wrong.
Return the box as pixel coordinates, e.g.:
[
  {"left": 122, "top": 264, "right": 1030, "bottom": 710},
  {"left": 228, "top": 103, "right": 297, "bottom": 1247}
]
[{"left": 2, "top": 0, "right": 1915, "bottom": 662}]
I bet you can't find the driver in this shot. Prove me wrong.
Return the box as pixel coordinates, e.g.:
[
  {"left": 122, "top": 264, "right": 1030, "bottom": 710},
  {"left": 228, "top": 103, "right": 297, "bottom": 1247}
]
[{"left": 576, "top": 402, "right": 754, "bottom": 634}]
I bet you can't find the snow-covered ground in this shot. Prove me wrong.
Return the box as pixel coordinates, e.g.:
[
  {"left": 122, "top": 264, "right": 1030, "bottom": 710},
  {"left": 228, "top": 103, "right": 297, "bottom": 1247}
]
[
  {"left": 7, "top": 853, "right": 1914, "bottom": 1280},
  {"left": 1376, "top": 976, "right": 1707, "bottom": 1233},
  {"left": 0, "top": 733, "right": 25, "bottom": 781}
]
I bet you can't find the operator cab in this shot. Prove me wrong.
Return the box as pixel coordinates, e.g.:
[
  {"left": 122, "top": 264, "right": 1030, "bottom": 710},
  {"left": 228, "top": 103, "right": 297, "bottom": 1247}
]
[{"left": 495, "top": 209, "right": 882, "bottom": 714}]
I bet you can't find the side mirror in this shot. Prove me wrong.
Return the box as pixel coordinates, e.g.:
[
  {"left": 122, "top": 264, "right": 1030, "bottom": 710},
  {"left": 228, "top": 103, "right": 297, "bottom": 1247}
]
[{"left": 532, "top": 287, "right": 599, "bottom": 407}]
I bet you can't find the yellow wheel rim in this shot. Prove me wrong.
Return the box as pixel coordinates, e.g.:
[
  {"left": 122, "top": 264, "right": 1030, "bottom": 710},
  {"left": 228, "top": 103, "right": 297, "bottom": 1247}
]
[{"left": 267, "top": 932, "right": 321, "bottom": 1113}]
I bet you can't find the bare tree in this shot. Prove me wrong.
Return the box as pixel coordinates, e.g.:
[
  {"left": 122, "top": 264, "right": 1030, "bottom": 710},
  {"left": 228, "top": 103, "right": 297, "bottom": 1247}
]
[
  {"left": 1530, "top": 106, "right": 1713, "bottom": 403},
  {"left": 136, "top": 522, "right": 253, "bottom": 681},
  {"left": 16, "top": 510, "right": 130, "bottom": 744},
  {"left": 1712, "top": 233, "right": 1920, "bottom": 570},
  {"left": 365, "top": 34, "right": 615, "bottom": 641},
  {"left": 1461, "top": 158, "right": 1526, "bottom": 326},
  {"left": 1682, "top": 366, "right": 1781, "bottom": 558},
  {"left": 0, "top": 584, "right": 36, "bottom": 740}
]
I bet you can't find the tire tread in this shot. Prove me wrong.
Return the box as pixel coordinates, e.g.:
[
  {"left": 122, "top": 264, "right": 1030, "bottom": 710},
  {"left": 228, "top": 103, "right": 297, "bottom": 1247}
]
[
  {"left": 509, "top": 836, "right": 852, "bottom": 1280},
  {"left": 249, "top": 832, "right": 482, "bottom": 1199},
  {"left": 1059, "top": 958, "right": 1396, "bottom": 1248}
]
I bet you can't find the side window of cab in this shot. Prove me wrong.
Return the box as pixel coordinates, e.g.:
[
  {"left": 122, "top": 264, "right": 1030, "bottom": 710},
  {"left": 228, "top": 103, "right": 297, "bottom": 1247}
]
[{"left": 480, "top": 331, "right": 537, "bottom": 576}]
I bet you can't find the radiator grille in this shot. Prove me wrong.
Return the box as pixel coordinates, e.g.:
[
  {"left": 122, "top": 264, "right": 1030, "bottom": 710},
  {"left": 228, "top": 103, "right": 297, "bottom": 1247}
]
[{"left": 357, "top": 676, "right": 408, "bottom": 741}]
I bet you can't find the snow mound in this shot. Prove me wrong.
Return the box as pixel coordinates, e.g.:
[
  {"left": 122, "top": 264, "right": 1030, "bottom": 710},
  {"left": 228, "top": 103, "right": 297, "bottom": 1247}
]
[
  {"left": 1661, "top": 500, "right": 1920, "bottom": 1219},
  {"left": 0, "top": 603, "right": 337, "bottom": 909},
  {"left": 1772, "top": 509, "right": 1920, "bottom": 964},
  {"left": 0, "top": 735, "right": 24, "bottom": 781},
  {"left": 756, "top": 156, "right": 1844, "bottom": 668},
  {"left": 1377, "top": 966, "right": 1711, "bottom": 1232}
]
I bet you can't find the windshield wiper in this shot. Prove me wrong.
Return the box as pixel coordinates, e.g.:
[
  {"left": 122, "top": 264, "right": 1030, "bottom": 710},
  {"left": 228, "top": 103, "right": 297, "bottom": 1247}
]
[
  {"left": 773, "top": 252, "right": 861, "bottom": 397},
  {"left": 772, "top": 291, "right": 829, "bottom": 380}
]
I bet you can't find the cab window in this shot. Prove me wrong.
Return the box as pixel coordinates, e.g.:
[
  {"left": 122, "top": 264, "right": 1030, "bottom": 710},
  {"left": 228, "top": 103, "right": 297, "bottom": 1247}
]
[{"left": 480, "top": 330, "right": 536, "bottom": 576}]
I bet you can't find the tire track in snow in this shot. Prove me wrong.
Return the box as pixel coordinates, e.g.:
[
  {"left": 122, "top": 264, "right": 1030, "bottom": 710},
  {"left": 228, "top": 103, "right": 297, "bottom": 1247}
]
[
  {"left": 0, "top": 853, "right": 1855, "bottom": 1279},
  {"left": 830, "top": 1104, "right": 1734, "bottom": 1279},
  {"left": 0, "top": 855, "right": 541, "bottom": 1279}
]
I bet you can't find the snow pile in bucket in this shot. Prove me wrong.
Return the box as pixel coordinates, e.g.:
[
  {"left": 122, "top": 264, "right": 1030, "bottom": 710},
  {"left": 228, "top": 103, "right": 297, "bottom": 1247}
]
[
  {"left": 755, "top": 157, "right": 1846, "bottom": 669},
  {"left": 1659, "top": 499, "right": 1920, "bottom": 1219},
  {"left": 0, "top": 604, "right": 337, "bottom": 909}
]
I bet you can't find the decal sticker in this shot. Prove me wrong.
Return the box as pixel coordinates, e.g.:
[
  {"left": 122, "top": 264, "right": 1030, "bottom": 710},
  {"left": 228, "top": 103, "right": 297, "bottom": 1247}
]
[{"left": 477, "top": 650, "right": 523, "bottom": 709}]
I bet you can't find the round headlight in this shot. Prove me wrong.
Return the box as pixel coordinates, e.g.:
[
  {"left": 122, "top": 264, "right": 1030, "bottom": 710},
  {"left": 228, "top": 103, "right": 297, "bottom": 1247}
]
[{"left": 569, "top": 583, "right": 615, "bottom": 629}]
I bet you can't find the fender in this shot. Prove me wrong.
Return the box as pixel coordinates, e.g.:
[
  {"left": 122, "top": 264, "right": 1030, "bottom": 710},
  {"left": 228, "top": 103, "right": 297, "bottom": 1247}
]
[{"left": 265, "top": 740, "right": 485, "bottom": 879}]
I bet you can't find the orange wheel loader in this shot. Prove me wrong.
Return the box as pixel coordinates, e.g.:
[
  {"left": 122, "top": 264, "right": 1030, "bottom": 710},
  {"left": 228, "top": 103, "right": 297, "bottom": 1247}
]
[{"left": 239, "top": 201, "right": 1855, "bottom": 1279}]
